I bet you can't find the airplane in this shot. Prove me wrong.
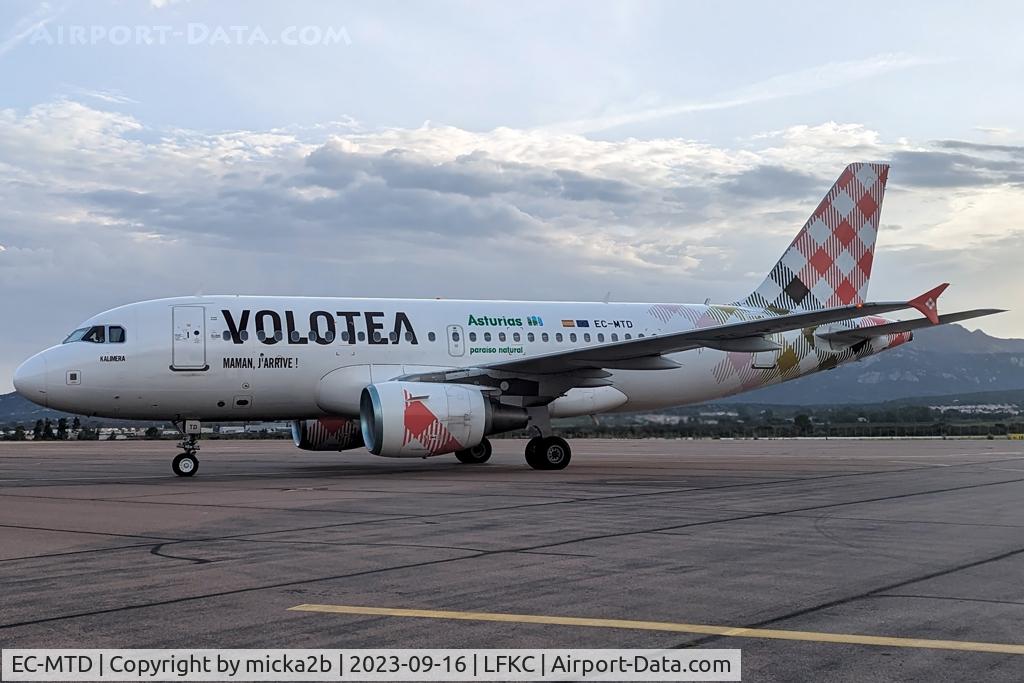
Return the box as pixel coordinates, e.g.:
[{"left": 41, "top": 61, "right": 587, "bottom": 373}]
[{"left": 12, "top": 163, "right": 1004, "bottom": 476}]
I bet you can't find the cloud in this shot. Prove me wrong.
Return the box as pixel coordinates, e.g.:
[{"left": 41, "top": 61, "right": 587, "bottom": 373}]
[
  {"left": 974, "top": 126, "right": 1015, "bottom": 137},
  {"left": 721, "top": 165, "right": 821, "bottom": 200},
  {"left": 545, "top": 53, "right": 942, "bottom": 134},
  {"left": 66, "top": 88, "right": 140, "bottom": 105},
  {"left": 0, "top": 102, "right": 1022, "bottom": 390},
  {"left": 933, "top": 139, "right": 1024, "bottom": 156},
  {"left": 890, "top": 149, "right": 1024, "bottom": 188}
]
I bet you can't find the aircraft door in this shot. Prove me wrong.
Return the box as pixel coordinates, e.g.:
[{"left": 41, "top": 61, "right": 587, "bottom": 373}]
[
  {"left": 446, "top": 324, "right": 465, "bottom": 357},
  {"left": 172, "top": 305, "right": 208, "bottom": 370}
]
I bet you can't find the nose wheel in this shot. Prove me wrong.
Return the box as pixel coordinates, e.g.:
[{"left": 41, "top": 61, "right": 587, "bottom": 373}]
[
  {"left": 172, "top": 452, "right": 199, "bottom": 477},
  {"left": 525, "top": 436, "right": 571, "bottom": 470}
]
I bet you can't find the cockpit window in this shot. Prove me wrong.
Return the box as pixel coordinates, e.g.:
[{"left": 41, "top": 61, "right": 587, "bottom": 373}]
[
  {"left": 64, "top": 325, "right": 125, "bottom": 344},
  {"left": 82, "top": 326, "right": 105, "bottom": 343},
  {"left": 63, "top": 327, "right": 89, "bottom": 344}
]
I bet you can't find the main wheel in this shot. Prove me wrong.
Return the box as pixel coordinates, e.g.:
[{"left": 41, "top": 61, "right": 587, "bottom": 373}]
[
  {"left": 524, "top": 436, "right": 545, "bottom": 469},
  {"left": 526, "top": 436, "right": 571, "bottom": 470},
  {"left": 455, "top": 438, "right": 492, "bottom": 464},
  {"left": 172, "top": 452, "right": 199, "bottom": 477}
]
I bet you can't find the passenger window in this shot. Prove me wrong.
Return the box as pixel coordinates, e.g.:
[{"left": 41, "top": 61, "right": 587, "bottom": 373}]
[
  {"left": 405, "top": 332, "right": 414, "bottom": 342},
  {"left": 308, "top": 331, "right": 319, "bottom": 342},
  {"left": 83, "top": 326, "right": 105, "bottom": 343},
  {"left": 513, "top": 332, "right": 521, "bottom": 342},
  {"left": 639, "top": 333, "right": 645, "bottom": 338},
  {"left": 324, "top": 330, "right": 335, "bottom": 342},
  {"left": 428, "top": 332, "right": 436, "bottom": 342},
  {"left": 570, "top": 333, "right": 577, "bottom": 342},
  {"left": 240, "top": 330, "right": 249, "bottom": 342},
  {"left": 358, "top": 331, "right": 366, "bottom": 342},
  {"left": 274, "top": 331, "right": 283, "bottom": 342},
  {"left": 484, "top": 332, "right": 492, "bottom": 342},
  {"left": 499, "top": 332, "right": 506, "bottom": 342},
  {"left": 527, "top": 333, "right": 535, "bottom": 342},
  {"left": 389, "top": 331, "right": 398, "bottom": 343},
  {"left": 625, "top": 333, "right": 632, "bottom": 340},
  {"left": 542, "top": 333, "right": 549, "bottom": 342},
  {"left": 469, "top": 332, "right": 477, "bottom": 342},
  {"left": 451, "top": 331, "right": 460, "bottom": 342},
  {"left": 597, "top": 333, "right": 605, "bottom": 342},
  {"left": 256, "top": 331, "right": 267, "bottom": 342},
  {"left": 611, "top": 333, "right": 618, "bottom": 342},
  {"left": 290, "top": 331, "right": 301, "bottom": 343},
  {"left": 223, "top": 330, "right": 231, "bottom": 341},
  {"left": 584, "top": 333, "right": 591, "bottom": 342},
  {"left": 556, "top": 333, "right": 563, "bottom": 342},
  {"left": 341, "top": 331, "right": 350, "bottom": 342}
]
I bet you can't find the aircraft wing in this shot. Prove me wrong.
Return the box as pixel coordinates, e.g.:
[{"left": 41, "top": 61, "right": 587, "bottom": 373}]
[
  {"left": 401, "top": 284, "right": 967, "bottom": 387},
  {"left": 480, "top": 283, "right": 951, "bottom": 374},
  {"left": 816, "top": 308, "right": 1005, "bottom": 346}
]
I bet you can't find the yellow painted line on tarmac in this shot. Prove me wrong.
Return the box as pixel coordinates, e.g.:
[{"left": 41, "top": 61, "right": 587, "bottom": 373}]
[{"left": 288, "top": 604, "right": 1024, "bottom": 655}]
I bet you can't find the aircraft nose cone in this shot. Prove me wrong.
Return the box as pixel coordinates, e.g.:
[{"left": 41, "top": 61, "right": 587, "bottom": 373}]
[{"left": 13, "top": 353, "right": 48, "bottom": 407}]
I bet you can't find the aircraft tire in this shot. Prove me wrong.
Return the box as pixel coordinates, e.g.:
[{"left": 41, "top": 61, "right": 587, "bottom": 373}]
[
  {"left": 526, "top": 436, "right": 571, "bottom": 470},
  {"left": 524, "top": 436, "right": 545, "bottom": 468},
  {"left": 455, "top": 438, "right": 492, "bottom": 464},
  {"left": 172, "top": 453, "right": 199, "bottom": 477}
]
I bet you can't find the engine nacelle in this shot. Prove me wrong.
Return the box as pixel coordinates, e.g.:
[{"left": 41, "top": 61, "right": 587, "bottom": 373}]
[
  {"left": 360, "top": 381, "right": 528, "bottom": 458},
  {"left": 291, "top": 417, "right": 364, "bottom": 451}
]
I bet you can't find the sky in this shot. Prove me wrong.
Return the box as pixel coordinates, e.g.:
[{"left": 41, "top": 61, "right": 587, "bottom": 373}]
[{"left": 0, "top": 0, "right": 1022, "bottom": 391}]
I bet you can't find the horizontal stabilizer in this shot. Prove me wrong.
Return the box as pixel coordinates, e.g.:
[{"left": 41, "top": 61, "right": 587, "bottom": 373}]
[
  {"left": 909, "top": 282, "right": 949, "bottom": 324},
  {"left": 817, "top": 308, "right": 1006, "bottom": 346}
]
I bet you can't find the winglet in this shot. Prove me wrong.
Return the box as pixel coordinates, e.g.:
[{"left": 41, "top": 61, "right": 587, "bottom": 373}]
[{"left": 910, "top": 283, "right": 949, "bottom": 324}]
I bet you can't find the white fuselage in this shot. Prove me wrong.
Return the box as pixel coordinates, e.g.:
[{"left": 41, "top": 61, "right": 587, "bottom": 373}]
[{"left": 13, "top": 295, "right": 907, "bottom": 422}]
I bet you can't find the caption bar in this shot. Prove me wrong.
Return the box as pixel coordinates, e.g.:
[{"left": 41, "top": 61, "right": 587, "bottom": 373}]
[{"left": 2, "top": 649, "right": 740, "bottom": 681}]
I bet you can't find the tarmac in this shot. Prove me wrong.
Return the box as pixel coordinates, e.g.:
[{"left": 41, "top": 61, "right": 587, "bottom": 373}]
[{"left": 1, "top": 438, "right": 1023, "bottom": 681}]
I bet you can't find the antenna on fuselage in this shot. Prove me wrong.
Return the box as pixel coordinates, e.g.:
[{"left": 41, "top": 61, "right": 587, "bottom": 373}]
[{"left": 602, "top": 291, "right": 612, "bottom": 304}]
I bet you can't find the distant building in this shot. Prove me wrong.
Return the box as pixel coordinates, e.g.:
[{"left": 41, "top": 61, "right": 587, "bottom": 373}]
[
  {"left": 931, "top": 403, "right": 1021, "bottom": 415},
  {"left": 244, "top": 422, "right": 291, "bottom": 433}
]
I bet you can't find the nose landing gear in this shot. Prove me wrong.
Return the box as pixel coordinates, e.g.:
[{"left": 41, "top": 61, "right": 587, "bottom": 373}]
[{"left": 171, "top": 420, "right": 201, "bottom": 477}]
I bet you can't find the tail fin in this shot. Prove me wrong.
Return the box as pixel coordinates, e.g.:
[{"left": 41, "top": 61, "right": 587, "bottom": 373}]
[{"left": 738, "top": 162, "right": 889, "bottom": 312}]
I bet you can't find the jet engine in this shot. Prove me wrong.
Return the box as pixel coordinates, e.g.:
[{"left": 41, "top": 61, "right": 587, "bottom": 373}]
[
  {"left": 291, "top": 417, "right": 364, "bottom": 451},
  {"left": 359, "top": 381, "right": 528, "bottom": 457}
]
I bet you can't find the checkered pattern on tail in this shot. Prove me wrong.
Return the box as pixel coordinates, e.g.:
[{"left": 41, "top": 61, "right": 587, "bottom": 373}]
[{"left": 737, "top": 163, "right": 889, "bottom": 312}]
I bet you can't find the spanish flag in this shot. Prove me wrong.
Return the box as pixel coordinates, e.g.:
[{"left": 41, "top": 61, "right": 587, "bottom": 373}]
[{"left": 561, "top": 319, "right": 575, "bottom": 327}]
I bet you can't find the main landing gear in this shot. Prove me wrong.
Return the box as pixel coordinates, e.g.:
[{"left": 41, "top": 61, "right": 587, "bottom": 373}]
[
  {"left": 525, "top": 436, "right": 572, "bottom": 470},
  {"left": 171, "top": 420, "right": 201, "bottom": 477},
  {"left": 521, "top": 406, "right": 571, "bottom": 470},
  {"left": 455, "top": 437, "right": 492, "bottom": 464}
]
